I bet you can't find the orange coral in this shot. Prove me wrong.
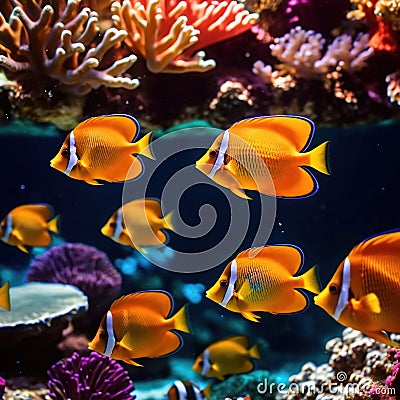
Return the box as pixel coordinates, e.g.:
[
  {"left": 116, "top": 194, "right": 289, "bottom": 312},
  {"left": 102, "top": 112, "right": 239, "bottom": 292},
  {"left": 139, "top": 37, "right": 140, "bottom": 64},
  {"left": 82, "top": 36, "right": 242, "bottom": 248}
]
[
  {"left": 112, "top": 0, "right": 259, "bottom": 73},
  {"left": 347, "top": 0, "right": 400, "bottom": 52}
]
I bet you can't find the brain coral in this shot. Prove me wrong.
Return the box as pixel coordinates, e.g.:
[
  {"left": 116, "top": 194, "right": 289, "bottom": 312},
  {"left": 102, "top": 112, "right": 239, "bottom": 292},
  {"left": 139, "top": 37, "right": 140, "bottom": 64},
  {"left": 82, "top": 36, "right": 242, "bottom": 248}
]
[{"left": 27, "top": 243, "right": 122, "bottom": 331}]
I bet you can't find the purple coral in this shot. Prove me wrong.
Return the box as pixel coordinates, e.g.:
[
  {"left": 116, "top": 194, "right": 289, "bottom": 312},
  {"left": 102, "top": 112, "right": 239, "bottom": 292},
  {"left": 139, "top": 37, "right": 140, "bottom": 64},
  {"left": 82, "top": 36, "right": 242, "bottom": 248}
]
[
  {"left": 385, "top": 348, "right": 400, "bottom": 398},
  {"left": 0, "top": 376, "right": 5, "bottom": 399},
  {"left": 47, "top": 352, "right": 135, "bottom": 400},
  {"left": 27, "top": 243, "right": 121, "bottom": 317}
]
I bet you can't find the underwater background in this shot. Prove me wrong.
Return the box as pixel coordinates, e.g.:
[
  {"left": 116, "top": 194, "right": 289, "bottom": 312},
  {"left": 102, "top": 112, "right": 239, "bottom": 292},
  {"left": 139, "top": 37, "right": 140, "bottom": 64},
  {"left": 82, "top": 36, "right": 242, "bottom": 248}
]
[{"left": 0, "top": 0, "right": 400, "bottom": 399}]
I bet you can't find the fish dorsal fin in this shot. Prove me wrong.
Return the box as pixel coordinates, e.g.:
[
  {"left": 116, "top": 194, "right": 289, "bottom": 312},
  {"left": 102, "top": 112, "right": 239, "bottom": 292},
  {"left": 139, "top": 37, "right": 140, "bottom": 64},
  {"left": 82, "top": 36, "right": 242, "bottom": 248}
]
[
  {"left": 225, "top": 335, "right": 249, "bottom": 348},
  {"left": 228, "top": 115, "right": 315, "bottom": 152},
  {"left": 110, "top": 290, "right": 173, "bottom": 318},
  {"left": 76, "top": 114, "right": 140, "bottom": 142},
  {"left": 241, "top": 245, "right": 304, "bottom": 276},
  {"left": 353, "top": 230, "right": 400, "bottom": 258},
  {"left": 12, "top": 204, "right": 53, "bottom": 221}
]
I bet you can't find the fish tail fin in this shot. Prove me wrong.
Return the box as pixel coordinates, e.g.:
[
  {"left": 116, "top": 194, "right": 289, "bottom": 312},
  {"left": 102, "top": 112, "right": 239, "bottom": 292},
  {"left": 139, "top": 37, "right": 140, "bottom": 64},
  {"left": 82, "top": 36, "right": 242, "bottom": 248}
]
[
  {"left": 171, "top": 304, "right": 191, "bottom": 333},
  {"left": 308, "top": 141, "right": 330, "bottom": 175},
  {"left": 48, "top": 215, "right": 60, "bottom": 234},
  {"left": 248, "top": 343, "right": 261, "bottom": 359},
  {"left": 133, "top": 132, "right": 154, "bottom": 160},
  {"left": 0, "top": 281, "right": 10, "bottom": 311},
  {"left": 299, "top": 265, "right": 321, "bottom": 294},
  {"left": 163, "top": 211, "right": 175, "bottom": 232},
  {"left": 202, "top": 383, "right": 212, "bottom": 400}
]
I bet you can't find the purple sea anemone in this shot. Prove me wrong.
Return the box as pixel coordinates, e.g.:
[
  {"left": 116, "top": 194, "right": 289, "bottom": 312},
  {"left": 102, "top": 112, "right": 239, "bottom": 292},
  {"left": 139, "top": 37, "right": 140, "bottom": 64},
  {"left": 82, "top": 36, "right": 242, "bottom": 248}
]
[
  {"left": 47, "top": 352, "right": 135, "bottom": 400},
  {"left": 27, "top": 243, "right": 122, "bottom": 312}
]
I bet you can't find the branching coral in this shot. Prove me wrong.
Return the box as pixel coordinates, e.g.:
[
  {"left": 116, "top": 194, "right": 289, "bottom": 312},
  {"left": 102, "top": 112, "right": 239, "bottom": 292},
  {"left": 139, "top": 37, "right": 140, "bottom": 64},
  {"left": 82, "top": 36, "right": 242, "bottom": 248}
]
[
  {"left": 252, "top": 26, "right": 374, "bottom": 107},
  {"left": 253, "top": 26, "right": 374, "bottom": 83},
  {"left": 47, "top": 352, "right": 135, "bottom": 400},
  {"left": 0, "top": 0, "right": 139, "bottom": 95},
  {"left": 111, "top": 0, "right": 259, "bottom": 73}
]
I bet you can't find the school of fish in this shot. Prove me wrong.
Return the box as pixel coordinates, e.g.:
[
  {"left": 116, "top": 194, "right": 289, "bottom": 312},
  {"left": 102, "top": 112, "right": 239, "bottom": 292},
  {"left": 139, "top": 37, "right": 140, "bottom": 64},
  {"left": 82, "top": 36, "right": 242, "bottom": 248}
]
[{"left": 1, "top": 113, "right": 399, "bottom": 395}]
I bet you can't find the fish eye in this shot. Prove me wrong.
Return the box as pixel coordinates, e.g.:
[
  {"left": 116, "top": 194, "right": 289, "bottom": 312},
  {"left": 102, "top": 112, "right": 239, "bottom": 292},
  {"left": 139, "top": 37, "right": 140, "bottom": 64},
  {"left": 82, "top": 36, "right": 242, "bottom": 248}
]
[
  {"left": 61, "top": 148, "right": 69, "bottom": 158},
  {"left": 209, "top": 150, "right": 217, "bottom": 158},
  {"left": 329, "top": 284, "right": 339, "bottom": 294},
  {"left": 220, "top": 279, "right": 228, "bottom": 287}
]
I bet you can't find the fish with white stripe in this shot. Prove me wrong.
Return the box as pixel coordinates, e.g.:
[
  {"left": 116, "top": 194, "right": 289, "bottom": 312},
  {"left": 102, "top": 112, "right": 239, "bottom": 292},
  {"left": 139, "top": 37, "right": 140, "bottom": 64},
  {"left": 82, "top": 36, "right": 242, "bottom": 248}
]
[
  {"left": 88, "top": 290, "right": 190, "bottom": 366},
  {"left": 206, "top": 245, "right": 321, "bottom": 321},
  {"left": 166, "top": 380, "right": 211, "bottom": 400},
  {"left": 195, "top": 115, "right": 330, "bottom": 200},
  {"left": 50, "top": 114, "right": 154, "bottom": 185},
  {"left": 314, "top": 230, "right": 400, "bottom": 348}
]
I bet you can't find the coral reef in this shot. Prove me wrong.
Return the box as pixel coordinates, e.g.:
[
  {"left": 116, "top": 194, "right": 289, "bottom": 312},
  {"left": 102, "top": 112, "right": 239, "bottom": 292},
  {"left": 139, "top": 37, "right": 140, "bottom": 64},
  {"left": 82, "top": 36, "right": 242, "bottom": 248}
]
[
  {"left": 112, "top": 0, "right": 259, "bottom": 73},
  {"left": 0, "top": 283, "right": 88, "bottom": 376},
  {"left": 0, "top": 377, "right": 5, "bottom": 399},
  {"left": 47, "top": 351, "right": 135, "bottom": 400},
  {"left": 276, "top": 328, "right": 398, "bottom": 400},
  {"left": 347, "top": 0, "right": 400, "bottom": 52},
  {"left": 27, "top": 243, "right": 122, "bottom": 335},
  {"left": 0, "top": 0, "right": 139, "bottom": 96}
]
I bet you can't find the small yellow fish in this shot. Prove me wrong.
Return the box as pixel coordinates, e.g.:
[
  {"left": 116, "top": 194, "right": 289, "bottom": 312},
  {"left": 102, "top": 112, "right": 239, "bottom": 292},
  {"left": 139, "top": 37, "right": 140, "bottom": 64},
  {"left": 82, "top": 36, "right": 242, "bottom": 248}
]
[
  {"left": 206, "top": 245, "right": 321, "bottom": 321},
  {"left": 314, "top": 230, "right": 400, "bottom": 348},
  {"left": 50, "top": 114, "right": 154, "bottom": 185},
  {"left": 88, "top": 290, "right": 190, "bottom": 366},
  {"left": 0, "top": 281, "right": 10, "bottom": 311},
  {"left": 101, "top": 199, "right": 174, "bottom": 253},
  {"left": 0, "top": 204, "right": 59, "bottom": 253},
  {"left": 192, "top": 336, "right": 260, "bottom": 381},
  {"left": 196, "top": 115, "right": 330, "bottom": 199}
]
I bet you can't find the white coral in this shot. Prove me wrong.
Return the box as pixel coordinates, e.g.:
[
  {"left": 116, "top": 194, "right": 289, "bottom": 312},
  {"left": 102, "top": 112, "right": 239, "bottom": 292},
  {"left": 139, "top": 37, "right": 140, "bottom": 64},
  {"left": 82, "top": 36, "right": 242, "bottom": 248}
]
[{"left": 253, "top": 27, "right": 374, "bottom": 83}]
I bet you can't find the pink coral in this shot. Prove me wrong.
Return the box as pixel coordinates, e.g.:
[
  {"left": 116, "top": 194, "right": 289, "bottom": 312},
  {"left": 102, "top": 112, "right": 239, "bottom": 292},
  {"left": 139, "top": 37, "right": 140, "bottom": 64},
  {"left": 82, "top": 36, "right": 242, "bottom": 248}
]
[{"left": 112, "top": 0, "right": 259, "bottom": 73}]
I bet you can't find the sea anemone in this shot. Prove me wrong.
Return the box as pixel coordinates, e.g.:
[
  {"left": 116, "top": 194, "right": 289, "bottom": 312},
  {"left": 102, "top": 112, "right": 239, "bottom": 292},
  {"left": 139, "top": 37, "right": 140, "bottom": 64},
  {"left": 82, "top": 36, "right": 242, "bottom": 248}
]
[
  {"left": 47, "top": 352, "right": 135, "bottom": 400},
  {"left": 27, "top": 243, "right": 121, "bottom": 312}
]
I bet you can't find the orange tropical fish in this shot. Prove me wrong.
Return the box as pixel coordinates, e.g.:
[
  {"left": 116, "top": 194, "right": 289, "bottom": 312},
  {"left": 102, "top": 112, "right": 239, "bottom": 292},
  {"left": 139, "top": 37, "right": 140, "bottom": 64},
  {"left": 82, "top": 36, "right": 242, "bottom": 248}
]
[
  {"left": 0, "top": 204, "right": 59, "bottom": 253},
  {"left": 314, "top": 230, "right": 400, "bottom": 348},
  {"left": 0, "top": 281, "right": 10, "bottom": 311},
  {"left": 196, "top": 115, "right": 330, "bottom": 199},
  {"left": 50, "top": 114, "right": 154, "bottom": 185},
  {"left": 206, "top": 245, "right": 321, "bottom": 321},
  {"left": 101, "top": 199, "right": 174, "bottom": 253},
  {"left": 88, "top": 290, "right": 190, "bottom": 366},
  {"left": 192, "top": 336, "right": 260, "bottom": 381}
]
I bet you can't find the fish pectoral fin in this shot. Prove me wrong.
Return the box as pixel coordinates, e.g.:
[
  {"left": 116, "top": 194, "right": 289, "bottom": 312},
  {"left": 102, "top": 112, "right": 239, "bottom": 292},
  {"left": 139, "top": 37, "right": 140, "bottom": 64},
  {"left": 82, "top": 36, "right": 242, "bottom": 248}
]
[
  {"left": 351, "top": 293, "right": 381, "bottom": 314},
  {"left": 241, "top": 311, "right": 261, "bottom": 322},
  {"left": 362, "top": 330, "right": 399, "bottom": 348},
  {"left": 123, "top": 358, "right": 144, "bottom": 367},
  {"left": 230, "top": 187, "right": 252, "bottom": 200},
  {"left": 85, "top": 179, "right": 103, "bottom": 185},
  {"left": 237, "top": 280, "right": 252, "bottom": 301}
]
